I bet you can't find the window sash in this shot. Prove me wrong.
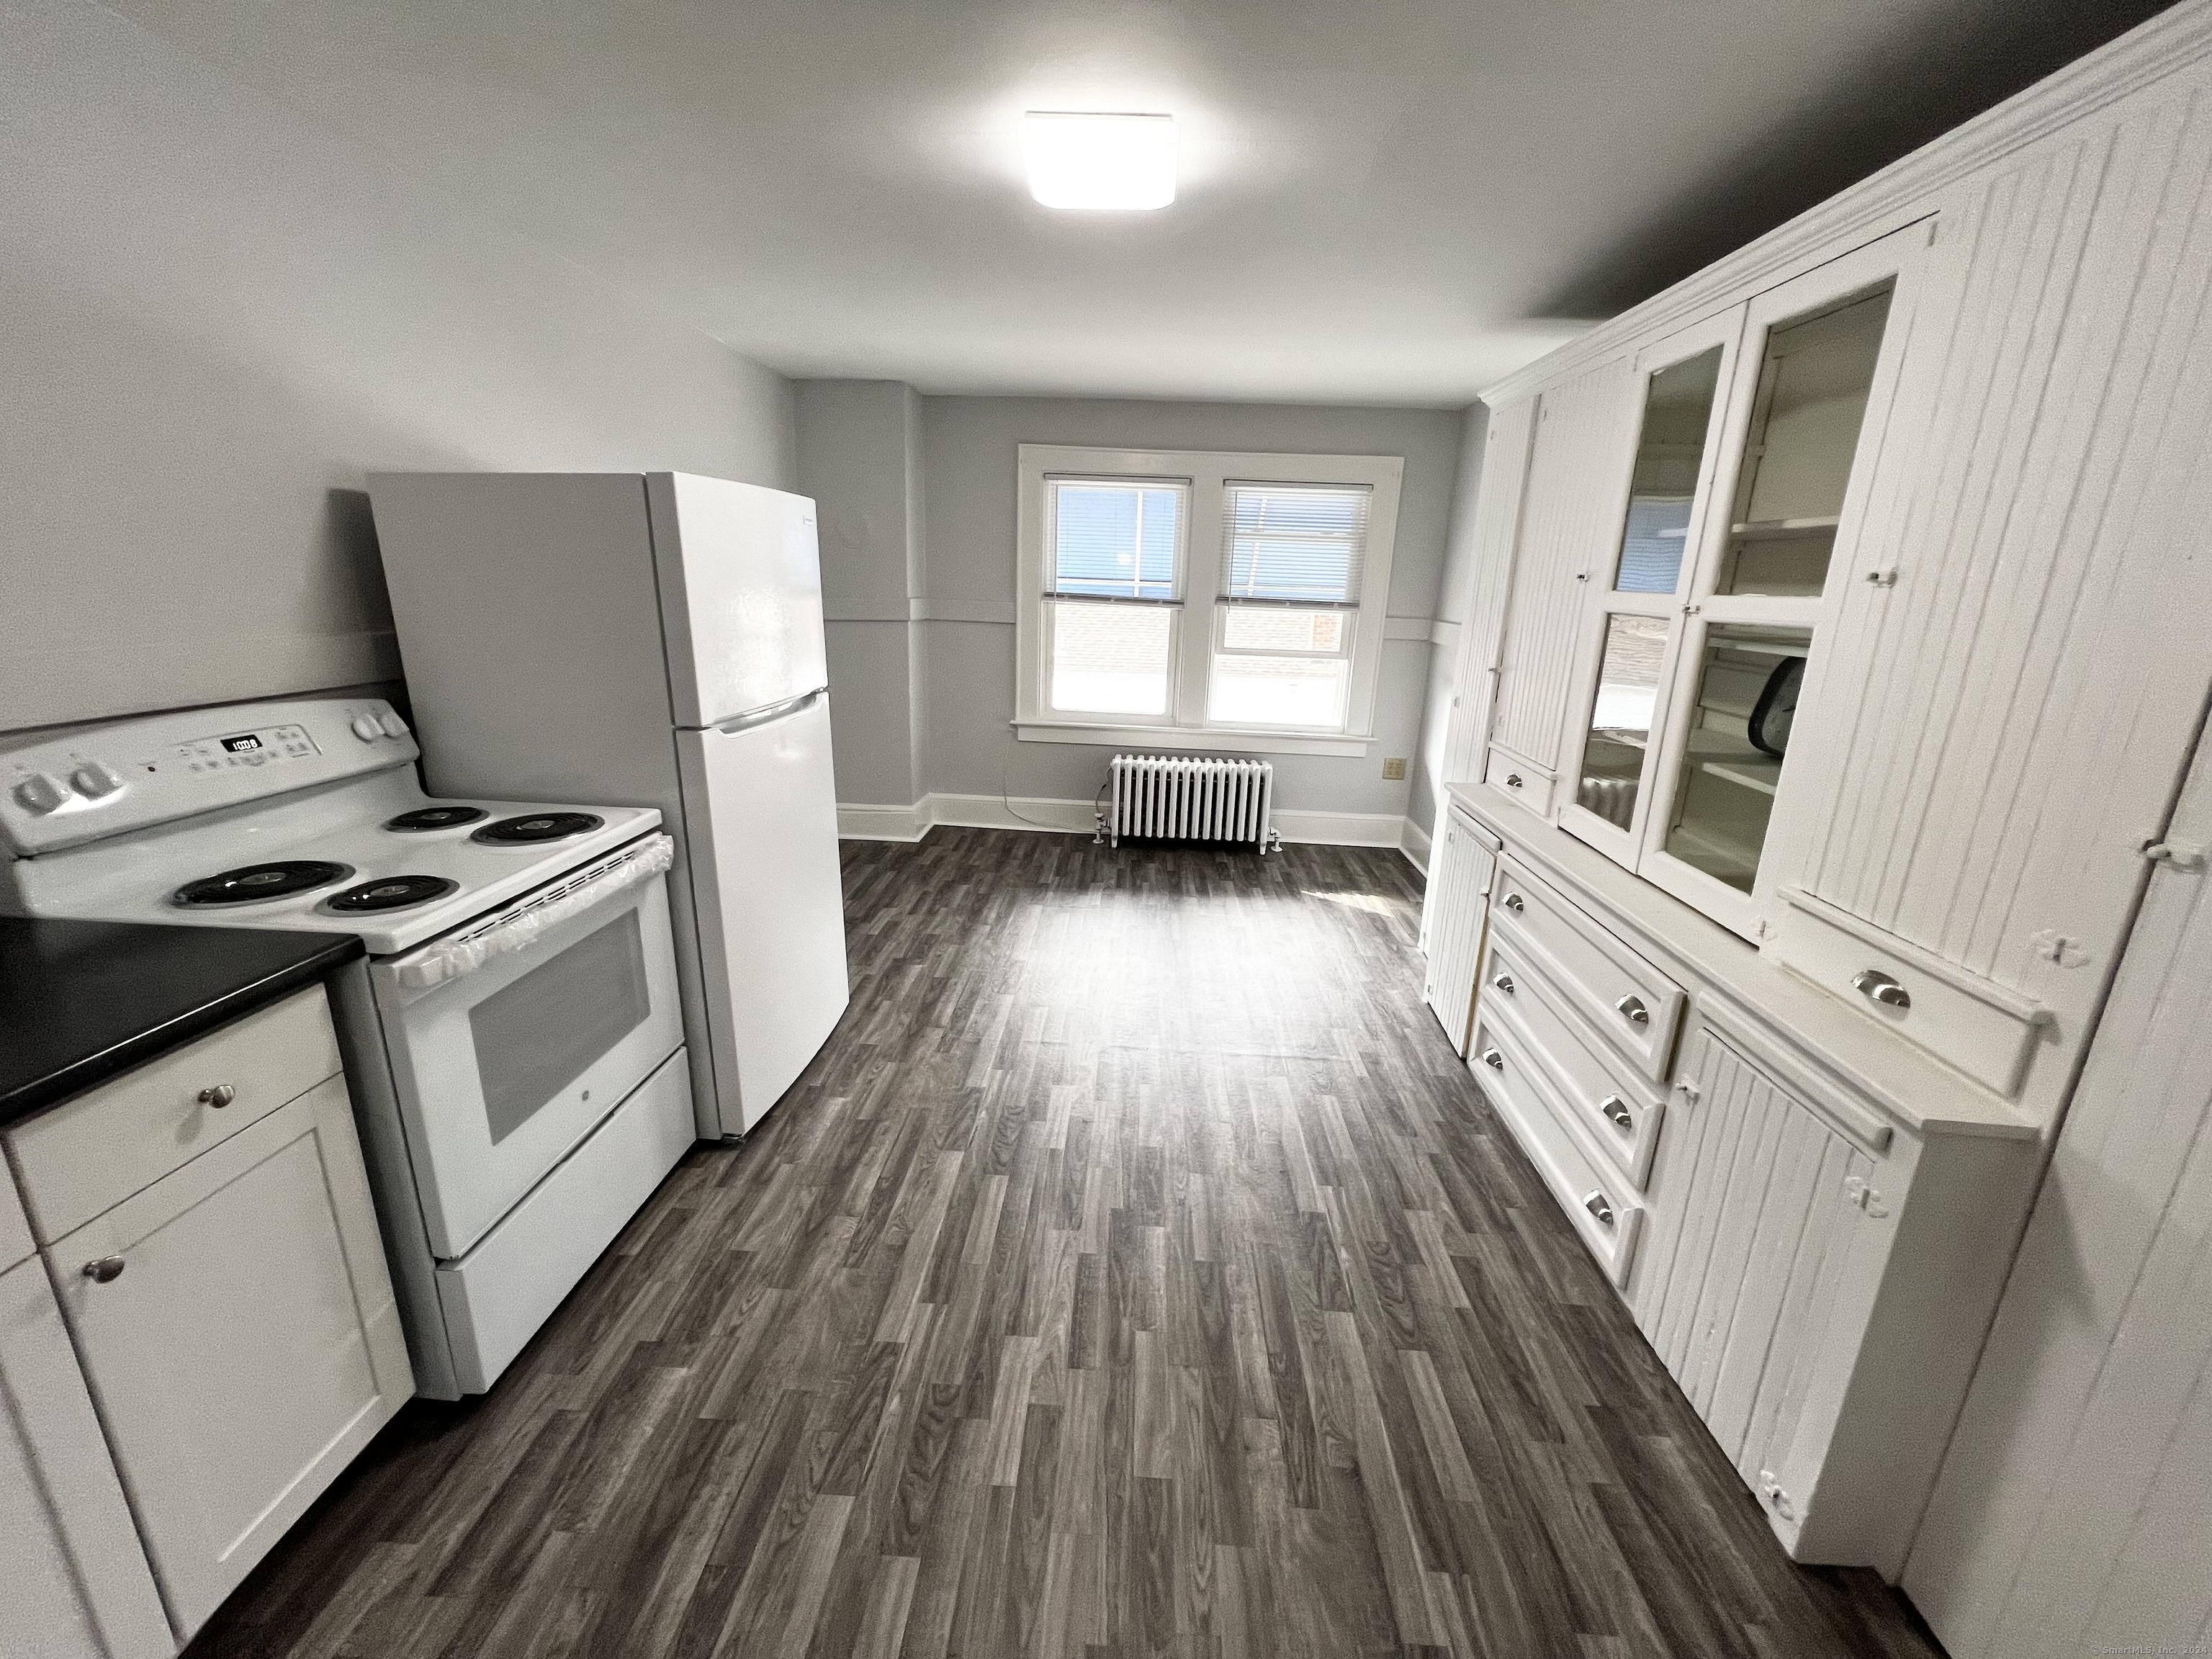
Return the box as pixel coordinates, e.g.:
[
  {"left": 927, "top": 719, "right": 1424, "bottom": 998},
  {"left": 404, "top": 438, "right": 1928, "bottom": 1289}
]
[
  {"left": 1218, "top": 482, "right": 1371, "bottom": 608},
  {"left": 1046, "top": 476, "right": 1188, "bottom": 603}
]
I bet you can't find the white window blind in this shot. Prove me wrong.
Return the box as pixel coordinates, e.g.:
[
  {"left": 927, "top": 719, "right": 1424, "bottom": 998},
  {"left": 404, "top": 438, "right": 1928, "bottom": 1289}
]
[
  {"left": 1218, "top": 482, "right": 1372, "bottom": 608},
  {"left": 1049, "top": 478, "right": 1184, "bottom": 601}
]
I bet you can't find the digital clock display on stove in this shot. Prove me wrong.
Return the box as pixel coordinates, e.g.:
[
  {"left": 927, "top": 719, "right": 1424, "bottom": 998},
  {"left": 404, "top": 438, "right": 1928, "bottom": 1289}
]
[{"left": 220, "top": 734, "right": 264, "bottom": 753}]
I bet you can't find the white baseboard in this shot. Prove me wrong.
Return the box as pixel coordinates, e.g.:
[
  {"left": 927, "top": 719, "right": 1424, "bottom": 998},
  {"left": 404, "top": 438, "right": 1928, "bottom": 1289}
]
[
  {"left": 1399, "top": 816, "right": 1431, "bottom": 873},
  {"left": 838, "top": 792, "right": 1412, "bottom": 850},
  {"left": 835, "top": 801, "right": 930, "bottom": 841}
]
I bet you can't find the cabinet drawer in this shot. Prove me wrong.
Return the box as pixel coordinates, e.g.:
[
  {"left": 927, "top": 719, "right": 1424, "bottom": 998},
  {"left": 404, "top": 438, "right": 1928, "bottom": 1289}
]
[
  {"left": 8, "top": 985, "right": 342, "bottom": 1242},
  {"left": 1491, "top": 858, "right": 1686, "bottom": 1081},
  {"left": 1478, "top": 933, "right": 1666, "bottom": 1190},
  {"left": 1771, "top": 889, "right": 2049, "bottom": 1097},
  {"left": 1470, "top": 1014, "right": 1644, "bottom": 1287},
  {"left": 1484, "top": 746, "right": 1556, "bottom": 816}
]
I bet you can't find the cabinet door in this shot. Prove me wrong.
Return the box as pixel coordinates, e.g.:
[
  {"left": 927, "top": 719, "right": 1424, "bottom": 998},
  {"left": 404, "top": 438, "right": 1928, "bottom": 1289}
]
[
  {"left": 54, "top": 1076, "right": 410, "bottom": 1640},
  {"left": 0, "top": 1255, "right": 174, "bottom": 1659},
  {"left": 1420, "top": 807, "right": 1497, "bottom": 1055}
]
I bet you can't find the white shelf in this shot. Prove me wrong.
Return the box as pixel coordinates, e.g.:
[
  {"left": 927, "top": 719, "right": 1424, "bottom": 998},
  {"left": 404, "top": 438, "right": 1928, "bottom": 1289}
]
[{"left": 1730, "top": 516, "right": 1840, "bottom": 539}]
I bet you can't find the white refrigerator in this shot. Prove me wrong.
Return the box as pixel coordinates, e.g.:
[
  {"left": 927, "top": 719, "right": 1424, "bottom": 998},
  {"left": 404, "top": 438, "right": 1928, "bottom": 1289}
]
[{"left": 364, "top": 470, "right": 850, "bottom": 1138}]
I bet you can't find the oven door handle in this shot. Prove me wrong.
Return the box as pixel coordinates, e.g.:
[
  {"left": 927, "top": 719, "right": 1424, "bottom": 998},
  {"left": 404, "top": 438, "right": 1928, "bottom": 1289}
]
[{"left": 392, "top": 834, "right": 675, "bottom": 994}]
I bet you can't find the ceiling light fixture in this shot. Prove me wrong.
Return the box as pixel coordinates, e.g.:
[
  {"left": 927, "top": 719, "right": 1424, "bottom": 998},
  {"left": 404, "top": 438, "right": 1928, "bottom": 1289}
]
[{"left": 1021, "top": 111, "right": 1177, "bottom": 210}]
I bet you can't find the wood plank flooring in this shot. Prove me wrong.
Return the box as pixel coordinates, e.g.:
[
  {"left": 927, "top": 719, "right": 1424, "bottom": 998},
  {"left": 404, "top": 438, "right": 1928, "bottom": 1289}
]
[{"left": 188, "top": 828, "right": 1946, "bottom": 1659}]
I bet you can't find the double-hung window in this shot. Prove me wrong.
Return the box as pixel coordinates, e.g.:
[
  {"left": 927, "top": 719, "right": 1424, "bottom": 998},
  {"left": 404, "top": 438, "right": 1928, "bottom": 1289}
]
[{"left": 1017, "top": 445, "right": 1403, "bottom": 755}]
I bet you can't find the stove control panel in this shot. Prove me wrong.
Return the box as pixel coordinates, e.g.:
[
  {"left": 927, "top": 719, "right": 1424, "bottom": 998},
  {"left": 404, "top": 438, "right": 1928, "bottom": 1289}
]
[{"left": 0, "top": 696, "right": 421, "bottom": 858}]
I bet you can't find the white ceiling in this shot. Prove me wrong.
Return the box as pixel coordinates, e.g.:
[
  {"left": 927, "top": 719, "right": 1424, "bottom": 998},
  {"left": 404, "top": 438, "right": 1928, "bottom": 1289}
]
[{"left": 109, "top": 0, "right": 2162, "bottom": 406}]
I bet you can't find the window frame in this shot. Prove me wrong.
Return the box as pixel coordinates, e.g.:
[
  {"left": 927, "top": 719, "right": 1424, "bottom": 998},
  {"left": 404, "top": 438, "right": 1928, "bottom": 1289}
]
[{"left": 1015, "top": 444, "right": 1405, "bottom": 756}]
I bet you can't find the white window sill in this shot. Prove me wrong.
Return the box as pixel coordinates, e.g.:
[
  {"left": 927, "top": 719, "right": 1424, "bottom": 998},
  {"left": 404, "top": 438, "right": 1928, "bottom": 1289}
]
[{"left": 1012, "top": 720, "right": 1374, "bottom": 758}]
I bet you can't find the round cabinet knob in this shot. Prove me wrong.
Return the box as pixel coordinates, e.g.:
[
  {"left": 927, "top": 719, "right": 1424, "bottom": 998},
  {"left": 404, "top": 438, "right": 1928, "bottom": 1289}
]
[
  {"left": 350, "top": 714, "right": 382, "bottom": 742},
  {"left": 71, "top": 761, "right": 125, "bottom": 799},
  {"left": 378, "top": 711, "right": 410, "bottom": 738},
  {"left": 12, "top": 773, "right": 71, "bottom": 814},
  {"left": 197, "top": 1083, "right": 236, "bottom": 1109},
  {"left": 1501, "top": 894, "right": 1524, "bottom": 914},
  {"left": 81, "top": 1256, "right": 126, "bottom": 1283}
]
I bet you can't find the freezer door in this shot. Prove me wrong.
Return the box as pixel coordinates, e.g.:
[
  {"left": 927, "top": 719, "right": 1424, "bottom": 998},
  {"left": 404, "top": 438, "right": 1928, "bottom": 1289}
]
[
  {"left": 676, "top": 693, "right": 850, "bottom": 1133},
  {"left": 647, "top": 472, "right": 831, "bottom": 728}
]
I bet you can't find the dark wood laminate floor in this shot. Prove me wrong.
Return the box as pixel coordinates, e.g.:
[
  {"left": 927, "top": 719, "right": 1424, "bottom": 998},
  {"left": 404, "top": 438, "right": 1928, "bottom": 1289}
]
[{"left": 190, "top": 828, "right": 1946, "bottom": 1659}]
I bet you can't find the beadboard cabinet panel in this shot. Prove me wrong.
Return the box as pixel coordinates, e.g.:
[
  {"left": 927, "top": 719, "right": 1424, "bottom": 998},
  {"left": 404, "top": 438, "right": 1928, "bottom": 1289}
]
[
  {"left": 1907, "top": 724, "right": 2212, "bottom": 1659},
  {"left": 1437, "top": 397, "right": 1537, "bottom": 799},
  {"left": 1487, "top": 361, "right": 1635, "bottom": 773},
  {"left": 1794, "top": 68, "right": 2212, "bottom": 1066},
  {"left": 1419, "top": 805, "right": 1496, "bottom": 1055}
]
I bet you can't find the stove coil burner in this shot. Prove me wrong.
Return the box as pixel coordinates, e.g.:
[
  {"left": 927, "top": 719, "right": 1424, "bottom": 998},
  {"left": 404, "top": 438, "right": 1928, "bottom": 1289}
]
[
  {"left": 323, "top": 875, "right": 461, "bottom": 914},
  {"left": 470, "top": 811, "right": 604, "bottom": 845},
  {"left": 384, "top": 806, "right": 489, "bottom": 833},
  {"left": 172, "top": 860, "right": 355, "bottom": 907}
]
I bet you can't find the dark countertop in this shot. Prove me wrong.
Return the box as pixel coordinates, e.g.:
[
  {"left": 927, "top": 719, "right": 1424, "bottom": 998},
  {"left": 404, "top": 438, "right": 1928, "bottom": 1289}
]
[{"left": 0, "top": 917, "right": 363, "bottom": 1129}]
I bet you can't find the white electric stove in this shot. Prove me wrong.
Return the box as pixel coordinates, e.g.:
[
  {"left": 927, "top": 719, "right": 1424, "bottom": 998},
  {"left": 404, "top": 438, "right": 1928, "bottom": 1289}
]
[{"left": 0, "top": 695, "right": 700, "bottom": 1398}]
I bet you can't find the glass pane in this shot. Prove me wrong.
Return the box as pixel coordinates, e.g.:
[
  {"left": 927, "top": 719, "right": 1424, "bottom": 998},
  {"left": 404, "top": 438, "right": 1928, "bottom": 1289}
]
[
  {"left": 1052, "top": 480, "right": 1182, "bottom": 600},
  {"left": 471, "top": 909, "right": 649, "bottom": 1143},
  {"left": 1611, "top": 346, "right": 1723, "bottom": 593},
  {"left": 1662, "top": 624, "right": 1810, "bottom": 893},
  {"left": 1575, "top": 613, "right": 1668, "bottom": 829},
  {"left": 1716, "top": 285, "right": 1894, "bottom": 596},
  {"left": 1051, "top": 600, "right": 1173, "bottom": 715},
  {"left": 1209, "top": 655, "right": 1349, "bottom": 728},
  {"left": 1220, "top": 606, "right": 1344, "bottom": 654},
  {"left": 1222, "top": 483, "right": 1370, "bottom": 603}
]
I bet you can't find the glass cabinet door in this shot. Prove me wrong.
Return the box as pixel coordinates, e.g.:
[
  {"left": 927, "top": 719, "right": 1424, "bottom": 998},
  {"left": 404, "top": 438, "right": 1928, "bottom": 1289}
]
[
  {"left": 1560, "top": 313, "right": 1739, "bottom": 860},
  {"left": 1637, "top": 222, "right": 1923, "bottom": 938}
]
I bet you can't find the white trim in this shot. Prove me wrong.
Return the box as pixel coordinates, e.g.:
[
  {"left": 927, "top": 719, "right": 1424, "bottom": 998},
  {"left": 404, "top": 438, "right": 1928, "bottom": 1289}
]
[
  {"left": 1013, "top": 719, "right": 1372, "bottom": 757},
  {"left": 1383, "top": 615, "right": 1434, "bottom": 641},
  {"left": 912, "top": 598, "right": 1017, "bottom": 625},
  {"left": 1015, "top": 443, "right": 1406, "bottom": 745},
  {"left": 837, "top": 792, "right": 1411, "bottom": 848},
  {"left": 835, "top": 801, "right": 930, "bottom": 842},
  {"left": 1399, "top": 815, "right": 1432, "bottom": 873},
  {"left": 1478, "top": 2, "right": 2212, "bottom": 409},
  {"left": 1428, "top": 619, "right": 1461, "bottom": 648}
]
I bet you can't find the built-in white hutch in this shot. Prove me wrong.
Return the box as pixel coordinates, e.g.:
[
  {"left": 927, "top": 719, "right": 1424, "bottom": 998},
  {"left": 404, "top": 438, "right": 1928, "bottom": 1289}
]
[{"left": 1419, "top": 0, "right": 2212, "bottom": 1586}]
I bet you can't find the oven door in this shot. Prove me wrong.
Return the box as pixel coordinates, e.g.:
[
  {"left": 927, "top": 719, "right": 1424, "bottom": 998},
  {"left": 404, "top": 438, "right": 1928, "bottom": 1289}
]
[{"left": 369, "top": 836, "right": 685, "bottom": 1259}]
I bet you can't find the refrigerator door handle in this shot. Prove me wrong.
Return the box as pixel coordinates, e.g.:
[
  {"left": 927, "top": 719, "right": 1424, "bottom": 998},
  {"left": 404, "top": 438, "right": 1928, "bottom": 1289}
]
[{"left": 710, "top": 688, "right": 826, "bottom": 736}]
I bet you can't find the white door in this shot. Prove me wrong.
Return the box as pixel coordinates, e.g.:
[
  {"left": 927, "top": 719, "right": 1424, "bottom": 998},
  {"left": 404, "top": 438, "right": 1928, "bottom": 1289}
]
[
  {"left": 1, "top": 1254, "right": 174, "bottom": 1659},
  {"left": 677, "top": 691, "right": 850, "bottom": 1134},
  {"left": 647, "top": 473, "right": 830, "bottom": 727},
  {"left": 1421, "top": 806, "right": 1497, "bottom": 1056},
  {"left": 54, "top": 1078, "right": 412, "bottom": 1641}
]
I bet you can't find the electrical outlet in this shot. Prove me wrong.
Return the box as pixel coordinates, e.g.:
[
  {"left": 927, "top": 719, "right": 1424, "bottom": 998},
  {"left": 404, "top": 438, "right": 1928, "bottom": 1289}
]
[{"left": 1381, "top": 756, "right": 1407, "bottom": 781}]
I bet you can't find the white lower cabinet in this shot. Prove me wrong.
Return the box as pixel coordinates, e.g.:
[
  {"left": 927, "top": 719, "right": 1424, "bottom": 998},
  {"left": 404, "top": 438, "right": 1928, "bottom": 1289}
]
[
  {"left": 1419, "top": 805, "right": 1498, "bottom": 1054},
  {"left": 51, "top": 1074, "right": 412, "bottom": 1639},
  {"left": 1, "top": 1246, "right": 174, "bottom": 1659}
]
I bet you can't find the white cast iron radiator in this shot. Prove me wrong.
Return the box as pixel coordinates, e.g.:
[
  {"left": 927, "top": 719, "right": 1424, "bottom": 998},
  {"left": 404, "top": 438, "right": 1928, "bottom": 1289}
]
[{"left": 1099, "top": 754, "right": 1280, "bottom": 852}]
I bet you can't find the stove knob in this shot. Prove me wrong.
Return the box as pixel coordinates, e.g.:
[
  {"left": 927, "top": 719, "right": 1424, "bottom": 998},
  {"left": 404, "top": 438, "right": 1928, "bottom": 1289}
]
[
  {"left": 12, "top": 773, "right": 70, "bottom": 814},
  {"left": 350, "top": 714, "right": 382, "bottom": 743},
  {"left": 71, "top": 761, "right": 124, "bottom": 799},
  {"left": 379, "top": 711, "right": 410, "bottom": 738}
]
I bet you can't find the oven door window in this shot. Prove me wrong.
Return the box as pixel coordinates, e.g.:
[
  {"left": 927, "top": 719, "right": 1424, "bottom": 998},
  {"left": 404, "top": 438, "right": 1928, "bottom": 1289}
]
[{"left": 469, "top": 909, "right": 650, "bottom": 1144}]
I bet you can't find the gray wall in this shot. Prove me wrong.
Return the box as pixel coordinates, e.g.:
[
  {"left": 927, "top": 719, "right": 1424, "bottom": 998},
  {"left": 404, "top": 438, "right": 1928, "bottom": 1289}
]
[
  {"left": 1, "top": 0, "right": 792, "bottom": 735},
  {"left": 1409, "top": 405, "right": 1491, "bottom": 839},
  {"left": 848, "top": 393, "right": 1464, "bottom": 821}
]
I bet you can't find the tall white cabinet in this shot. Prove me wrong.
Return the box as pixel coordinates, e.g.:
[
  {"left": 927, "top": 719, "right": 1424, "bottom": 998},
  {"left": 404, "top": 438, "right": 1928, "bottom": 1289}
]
[{"left": 1419, "top": 0, "right": 2212, "bottom": 1629}]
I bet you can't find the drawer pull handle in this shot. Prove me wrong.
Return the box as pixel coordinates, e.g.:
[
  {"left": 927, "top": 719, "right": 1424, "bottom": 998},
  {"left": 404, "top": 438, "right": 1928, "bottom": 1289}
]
[
  {"left": 1480, "top": 1047, "right": 1504, "bottom": 1071},
  {"left": 1600, "top": 1094, "right": 1633, "bottom": 1129},
  {"left": 81, "top": 1256, "right": 126, "bottom": 1284},
  {"left": 1505, "top": 773, "right": 1524, "bottom": 788},
  {"left": 197, "top": 1083, "right": 237, "bottom": 1109},
  {"left": 1582, "top": 1190, "right": 1616, "bottom": 1228},
  {"left": 1851, "top": 969, "right": 1911, "bottom": 1010},
  {"left": 1502, "top": 894, "right": 1525, "bottom": 914},
  {"left": 1614, "top": 994, "right": 1650, "bottom": 1025},
  {"left": 1491, "top": 973, "right": 1515, "bottom": 994}
]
